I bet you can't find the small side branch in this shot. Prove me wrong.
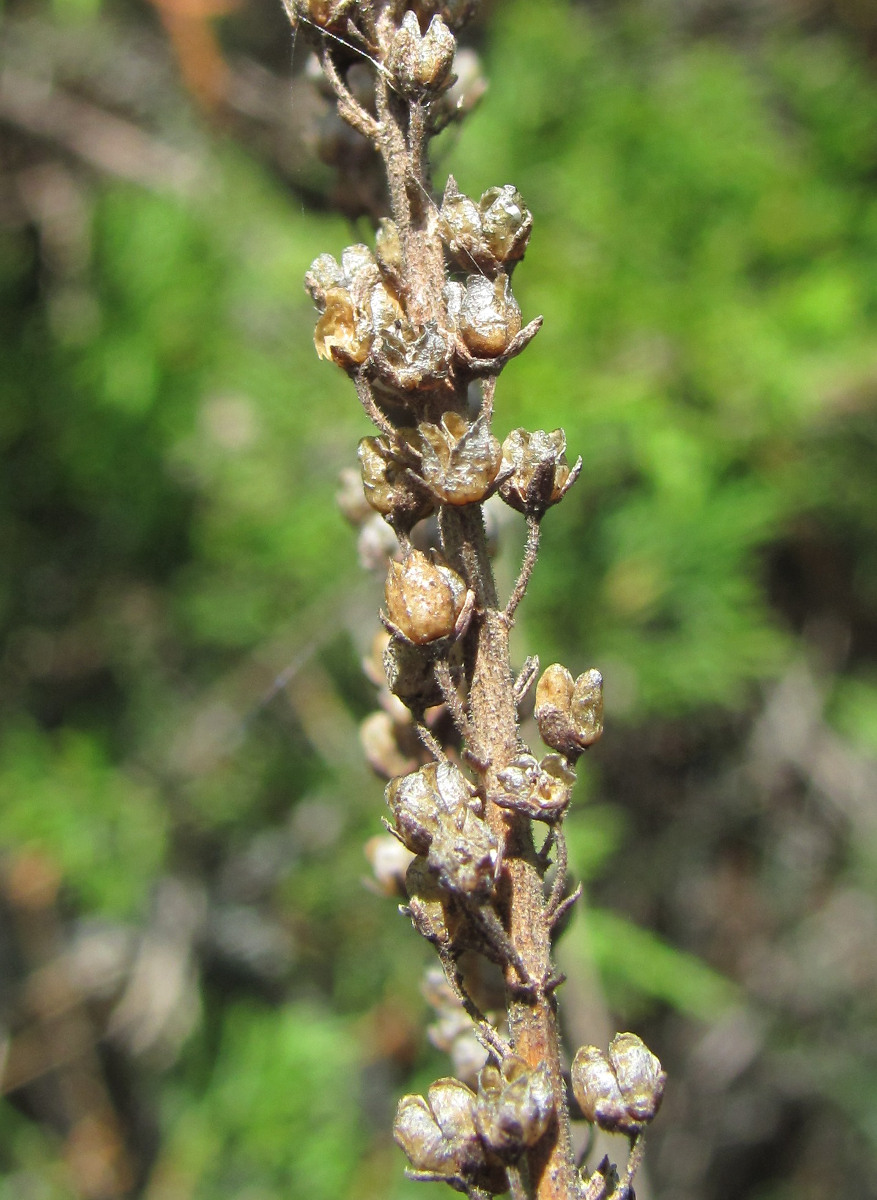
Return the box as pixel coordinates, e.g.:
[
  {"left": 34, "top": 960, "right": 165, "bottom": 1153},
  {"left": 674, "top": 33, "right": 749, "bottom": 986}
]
[
  {"left": 354, "top": 373, "right": 395, "bottom": 437},
  {"left": 506, "top": 515, "right": 542, "bottom": 623},
  {"left": 317, "top": 42, "right": 381, "bottom": 143},
  {"left": 435, "top": 658, "right": 474, "bottom": 743}
]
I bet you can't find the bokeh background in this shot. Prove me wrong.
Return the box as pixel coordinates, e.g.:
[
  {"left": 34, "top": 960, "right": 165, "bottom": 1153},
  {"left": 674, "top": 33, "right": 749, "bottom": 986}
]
[{"left": 2, "top": 0, "right": 877, "bottom": 1196}]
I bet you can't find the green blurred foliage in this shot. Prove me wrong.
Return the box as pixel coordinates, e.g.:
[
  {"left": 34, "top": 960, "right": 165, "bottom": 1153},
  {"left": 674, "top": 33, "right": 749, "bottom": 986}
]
[{"left": 1, "top": 0, "right": 877, "bottom": 1196}]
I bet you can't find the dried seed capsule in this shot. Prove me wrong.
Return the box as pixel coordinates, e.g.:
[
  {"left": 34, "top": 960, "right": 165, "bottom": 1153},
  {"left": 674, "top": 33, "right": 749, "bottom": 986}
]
[
  {"left": 388, "top": 11, "right": 457, "bottom": 97},
  {"left": 609, "top": 1031, "right": 667, "bottom": 1126},
  {"left": 360, "top": 711, "right": 416, "bottom": 780},
  {"left": 426, "top": 1078, "right": 488, "bottom": 1175},
  {"left": 571, "top": 1034, "right": 665, "bottom": 1135},
  {"left": 394, "top": 1093, "right": 456, "bottom": 1176},
  {"left": 535, "top": 664, "right": 604, "bottom": 759},
  {"left": 387, "top": 761, "right": 480, "bottom": 855},
  {"left": 304, "top": 253, "right": 345, "bottom": 309},
  {"left": 386, "top": 762, "right": 444, "bottom": 854},
  {"left": 384, "top": 550, "right": 467, "bottom": 644},
  {"left": 428, "top": 804, "right": 498, "bottom": 897},
  {"left": 439, "top": 181, "right": 487, "bottom": 267},
  {"left": 382, "top": 638, "right": 444, "bottom": 709},
  {"left": 498, "top": 428, "right": 582, "bottom": 516},
  {"left": 418, "top": 412, "right": 502, "bottom": 505},
  {"left": 478, "top": 185, "right": 532, "bottom": 265},
  {"left": 494, "top": 752, "right": 576, "bottom": 822},
  {"left": 475, "top": 1057, "right": 554, "bottom": 1160},
  {"left": 374, "top": 319, "right": 454, "bottom": 391},
  {"left": 358, "top": 433, "right": 435, "bottom": 530},
  {"left": 456, "top": 273, "right": 522, "bottom": 358}
]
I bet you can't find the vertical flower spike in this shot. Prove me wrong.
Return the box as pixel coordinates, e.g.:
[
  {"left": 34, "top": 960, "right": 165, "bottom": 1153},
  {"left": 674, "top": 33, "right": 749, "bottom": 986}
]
[{"left": 290, "top": 1, "right": 663, "bottom": 1195}]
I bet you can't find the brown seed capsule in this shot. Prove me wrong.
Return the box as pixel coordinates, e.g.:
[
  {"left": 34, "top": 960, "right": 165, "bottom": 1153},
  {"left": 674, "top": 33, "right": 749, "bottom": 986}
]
[
  {"left": 418, "top": 412, "right": 502, "bottom": 505},
  {"left": 571, "top": 1034, "right": 666, "bottom": 1135},
  {"left": 428, "top": 804, "right": 498, "bottom": 897},
  {"left": 474, "top": 1057, "right": 554, "bottom": 1160},
  {"left": 384, "top": 550, "right": 467, "bottom": 644},
  {"left": 534, "top": 664, "right": 604, "bottom": 759},
  {"left": 478, "top": 185, "right": 532, "bottom": 265},
  {"left": 427, "top": 1078, "right": 488, "bottom": 1175},
  {"left": 455, "top": 273, "right": 522, "bottom": 358},
  {"left": 386, "top": 761, "right": 480, "bottom": 856},
  {"left": 387, "top": 11, "right": 457, "bottom": 97},
  {"left": 498, "top": 428, "right": 582, "bottom": 516},
  {"left": 374, "top": 319, "right": 454, "bottom": 392},
  {"left": 358, "top": 433, "right": 435, "bottom": 530},
  {"left": 494, "top": 753, "right": 576, "bottom": 822},
  {"left": 394, "top": 1093, "right": 456, "bottom": 1176},
  {"left": 439, "top": 181, "right": 487, "bottom": 268}
]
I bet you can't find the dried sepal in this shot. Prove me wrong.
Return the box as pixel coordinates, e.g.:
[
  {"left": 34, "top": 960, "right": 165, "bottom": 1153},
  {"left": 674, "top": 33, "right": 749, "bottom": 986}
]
[
  {"left": 358, "top": 431, "right": 435, "bottom": 530},
  {"left": 494, "top": 752, "right": 575, "bottom": 822},
  {"left": 534, "top": 664, "right": 604, "bottom": 759},
  {"left": 387, "top": 11, "right": 457, "bottom": 98},
  {"left": 384, "top": 550, "right": 468, "bottom": 644},
  {"left": 418, "top": 412, "right": 503, "bottom": 505},
  {"left": 571, "top": 1034, "right": 666, "bottom": 1135},
  {"left": 474, "top": 1056, "right": 554, "bottom": 1160},
  {"left": 498, "top": 428, "right": 582, "bottom": 516}
]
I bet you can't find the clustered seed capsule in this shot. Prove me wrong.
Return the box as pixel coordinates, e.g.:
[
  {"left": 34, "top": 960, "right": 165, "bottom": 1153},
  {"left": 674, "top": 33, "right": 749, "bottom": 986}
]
[
  {"left": 446, "top": 273, "right": 522, "bottom": 359},
  {"left": 385, "top": 550, "right": 469, "bottom": 645},
  {"left": 394, "top": 1058, "right": 554, "bottom": 1189},
  {"left": 571, "top": 1033, "right": 666, "bottom": 1136},
  {"left": 535, "top": 664, "right": 604, "bottom": 759},
  {"left": 387, "top": 11, "right": 457, "bottom": 98},
  {"left": 494, "top": 752, "right": 576, "bottom": 822},
  {"left": 386, "top": 762, "right": 498, "bottom": 897},
  {"left": 439, "top": 178, "right": 532, "bottom": 272},
  {"left": 499, "top": 428, "right": 582, "bottom": 516},
  {"left": 358, "top": 431, "right": 435, "bottom": 530},
  {"left": 418, "top": 412, "right": 502, "bottom": 505},
  {"left": 394, "top": 1078, "right": 507, "bottom": 1193}
]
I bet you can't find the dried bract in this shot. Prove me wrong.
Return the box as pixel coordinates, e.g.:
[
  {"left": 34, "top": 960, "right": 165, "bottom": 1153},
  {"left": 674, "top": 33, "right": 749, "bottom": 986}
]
[
  {"left": 499, "top": 428, "right": 582, "bottom": 516},
  {"left": 571, "top": 1033, "right": 666, "bottom": 1135},
  {"left": 418, "top": 412, "right": 502, "bottom": 505},
  {"left": 534, "top": 664, "right": 604, "bottom": 759},
  {"left": 374, "top": 319, "right": 454, "bottom": 392},
  {"left": 385, "top": 550, "right": 468, "bottom": 644}
]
